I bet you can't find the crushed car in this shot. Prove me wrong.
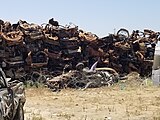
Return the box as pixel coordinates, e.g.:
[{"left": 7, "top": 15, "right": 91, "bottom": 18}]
[{"left": 0, "top": 68, "right": 25, "bottom": 120}]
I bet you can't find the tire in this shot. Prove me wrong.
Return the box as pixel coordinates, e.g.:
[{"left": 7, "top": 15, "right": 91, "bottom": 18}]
[
  {"left": 117, "top": 28, "right": 129, "bottom": 40},
  {"left": 13, "top": 102, "right": 24, "bottom": 120}
]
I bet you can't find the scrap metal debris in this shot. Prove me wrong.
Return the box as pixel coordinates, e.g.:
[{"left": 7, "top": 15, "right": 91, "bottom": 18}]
[
  {"left": 47, "top": 62, "right": 119, "bottom": 91},
  {"left": 0, "top": 18, "right": 159, "bottom": 90}
]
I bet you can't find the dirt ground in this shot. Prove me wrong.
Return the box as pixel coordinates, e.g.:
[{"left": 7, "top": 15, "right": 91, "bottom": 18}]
[{"left": 24, "top": 73, "right": 160, "bottom": 120}]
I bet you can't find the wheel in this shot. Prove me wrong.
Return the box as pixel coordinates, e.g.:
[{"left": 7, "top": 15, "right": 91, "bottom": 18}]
[
  {"left": 117, "top": 28, "right": 129, "bottom": 40},
  {"left": 13, "top": 102, "right": 24, "bottom": 120}
]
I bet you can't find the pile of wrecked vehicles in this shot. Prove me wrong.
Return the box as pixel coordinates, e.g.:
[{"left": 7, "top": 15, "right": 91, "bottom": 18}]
[{"left": 0, "top": 18, "right": 159, "bottom": 92}]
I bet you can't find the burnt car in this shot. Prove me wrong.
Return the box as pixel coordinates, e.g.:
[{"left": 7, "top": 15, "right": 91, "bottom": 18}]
[{"left": 0, "top": 68, "right": 25, "bottom": 120}]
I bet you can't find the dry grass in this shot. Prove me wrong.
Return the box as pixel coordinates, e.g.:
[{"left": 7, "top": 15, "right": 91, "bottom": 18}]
[{"left": 24, "top": 73, "right": 160, "bottom": 120}]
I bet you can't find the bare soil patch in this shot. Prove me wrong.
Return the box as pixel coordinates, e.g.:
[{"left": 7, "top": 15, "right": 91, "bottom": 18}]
[{"left": 24, "top": 73, "right": 160, "bottom": 120}]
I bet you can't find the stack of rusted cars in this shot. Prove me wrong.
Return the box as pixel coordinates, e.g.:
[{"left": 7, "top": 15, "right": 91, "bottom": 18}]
[
  {"left": 99, "top": 28, "right": 158, "bottom": 76},
  {"left": 0, "top": 18, "right": 159, "bottom": 89}
]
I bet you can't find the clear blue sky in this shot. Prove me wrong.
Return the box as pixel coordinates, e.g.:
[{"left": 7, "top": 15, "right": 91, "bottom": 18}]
[{"left": 0, "top": 0, "right": 159, "bottom": 37}]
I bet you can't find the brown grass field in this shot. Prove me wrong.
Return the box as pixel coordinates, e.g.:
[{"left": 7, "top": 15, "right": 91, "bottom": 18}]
[{"left": 24, "top": 73, "right": 160, "bottom": 120}]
